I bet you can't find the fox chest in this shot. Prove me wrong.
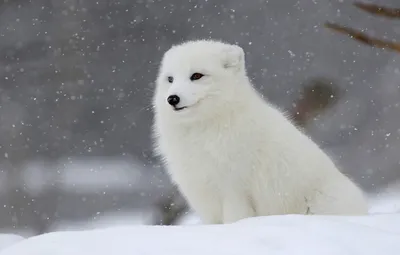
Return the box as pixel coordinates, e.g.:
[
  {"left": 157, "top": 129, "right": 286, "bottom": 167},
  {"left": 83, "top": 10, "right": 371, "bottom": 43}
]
[{"left": 163, "top": 133, "right": 256, "bottom": 184}]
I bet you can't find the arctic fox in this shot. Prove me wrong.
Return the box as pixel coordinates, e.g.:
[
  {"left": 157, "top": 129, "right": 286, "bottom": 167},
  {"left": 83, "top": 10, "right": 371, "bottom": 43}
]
[{"left": 152, "top": 39, "right": 368, "bottom": 224}]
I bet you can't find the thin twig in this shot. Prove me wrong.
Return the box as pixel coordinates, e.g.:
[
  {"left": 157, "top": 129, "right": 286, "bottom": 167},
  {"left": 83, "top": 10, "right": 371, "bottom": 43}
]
[
  {"left": 354, "top": 2, "right": 400, "bottom": 19},
  {"left": 324, "top": 22, "right": 400, "bottom": 53}
]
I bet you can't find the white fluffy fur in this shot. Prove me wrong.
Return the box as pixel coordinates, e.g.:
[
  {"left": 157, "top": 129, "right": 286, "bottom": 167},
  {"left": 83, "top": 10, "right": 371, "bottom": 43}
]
[{"left": 152, "top": 39, "right": 368, "bottom": 224}]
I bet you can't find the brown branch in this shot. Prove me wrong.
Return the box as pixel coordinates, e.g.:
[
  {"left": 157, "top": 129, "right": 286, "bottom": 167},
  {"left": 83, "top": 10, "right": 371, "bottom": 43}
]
[
  {"left": 324, "top": 22, "right": 400, "bottom": 53},
  {"left": 354, "top": 2, "right": 400, "bottom": 19}
]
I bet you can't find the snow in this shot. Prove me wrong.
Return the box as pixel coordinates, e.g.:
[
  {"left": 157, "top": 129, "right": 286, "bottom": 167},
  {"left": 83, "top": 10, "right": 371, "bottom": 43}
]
[
  {"left": 368, "top": 181, "right": 400, "bottom": 214},
  {"left": 0, "top": 235, "right": 24, "bottom": 252},
  {"left": 48, "top": 209, "right": 155, "bottom": 232},
  {"left": 0, "top": 191, "right": 398, "bottom": 254},
  {"left": 369, "top": 194, "right": 400, "bottom": 214},
  {"left": 0, "top": 214, "right": 400, "bottom": 255},
  {"left": 20, "top": 158, "right": 145, "bottom": 194},
  {"left": 175, "top": 212, "right": 202, "bottom": 225}
]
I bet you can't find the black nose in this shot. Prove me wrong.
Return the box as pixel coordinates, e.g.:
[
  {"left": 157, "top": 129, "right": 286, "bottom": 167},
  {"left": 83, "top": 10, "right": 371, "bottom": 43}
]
[{"left": 167, "top": 95, "right": 180, "bottom": 106}]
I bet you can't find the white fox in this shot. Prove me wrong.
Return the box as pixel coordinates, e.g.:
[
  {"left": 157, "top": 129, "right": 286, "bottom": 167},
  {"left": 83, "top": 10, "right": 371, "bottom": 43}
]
[{"left": 152, "top": 39, "right": 368, "bottom": 224}]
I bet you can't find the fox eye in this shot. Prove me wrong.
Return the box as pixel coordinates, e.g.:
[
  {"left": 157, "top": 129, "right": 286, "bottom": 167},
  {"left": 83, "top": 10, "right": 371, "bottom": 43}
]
[
  {"left": 190, "top": 73, "right": 204, "bottom": 81},
  {"left": 167, "top": 76, "right": 174, "bottom": 83}
]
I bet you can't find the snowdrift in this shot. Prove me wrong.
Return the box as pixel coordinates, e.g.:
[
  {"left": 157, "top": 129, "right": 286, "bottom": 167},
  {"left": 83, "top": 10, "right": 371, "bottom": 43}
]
[
  {"left": 1, "top": 214, "right": 400, "bottom": 255},
  {"left": 0, "top": 235, "right": 24, "bottom": 253}
]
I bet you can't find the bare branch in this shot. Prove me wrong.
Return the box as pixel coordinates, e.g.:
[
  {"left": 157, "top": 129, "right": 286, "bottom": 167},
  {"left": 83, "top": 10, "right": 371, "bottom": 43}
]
[
  {"left": 354, "top": 2, "right": 400, "bottom": 19},
  {"left": 324, "top": 22, "right": 400, "bottom": 53}
]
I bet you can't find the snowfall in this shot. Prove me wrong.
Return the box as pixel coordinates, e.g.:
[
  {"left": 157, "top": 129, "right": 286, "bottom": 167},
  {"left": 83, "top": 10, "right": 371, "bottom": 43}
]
[{"left": 0, "top": 190, "right": 399, "bottom": 255}]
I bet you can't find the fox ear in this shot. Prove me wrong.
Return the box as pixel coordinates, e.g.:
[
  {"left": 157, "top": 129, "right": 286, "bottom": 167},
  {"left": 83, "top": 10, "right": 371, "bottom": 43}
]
[{"left": 221, "top": 44, "right": 245, "bottom": 72}]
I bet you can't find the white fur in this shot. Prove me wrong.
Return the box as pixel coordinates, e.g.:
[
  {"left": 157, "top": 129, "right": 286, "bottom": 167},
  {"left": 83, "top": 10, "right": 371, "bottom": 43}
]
[{"left": 152, "top": 39, "right": 368, "bottom": 224}]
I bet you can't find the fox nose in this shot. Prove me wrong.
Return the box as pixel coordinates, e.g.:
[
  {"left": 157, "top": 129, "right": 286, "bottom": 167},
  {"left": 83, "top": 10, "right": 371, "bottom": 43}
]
[{"left": 167, "top": 95, "right": 180, "bottom": 106}]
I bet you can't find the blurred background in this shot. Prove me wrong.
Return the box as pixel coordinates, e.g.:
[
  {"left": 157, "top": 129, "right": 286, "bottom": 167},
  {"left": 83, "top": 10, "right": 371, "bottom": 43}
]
[{"left": 1, "top": 0, "right": 400, "bottom": 236}]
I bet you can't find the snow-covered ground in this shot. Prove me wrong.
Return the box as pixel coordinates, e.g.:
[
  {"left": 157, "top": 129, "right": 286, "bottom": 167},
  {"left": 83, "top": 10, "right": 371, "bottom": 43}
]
[
  {"left": 0, "top": 213, "right": 400, "bottom": 255},
  {"left": 0, "top": 235, "right": 24, "bottom": 253},
  {"left": 20, "top": 158, "right": 153, "bottom": 195},
  {"left": 47, "top": 209, "right": 156, "bottom": 232},
  {"left": 368, "top": 181, "right": 400, "bottom": 214},
  {"left": 0, "top": 183, "right": 399, "bottom": 254},
  {"left": 369, "top": 194, "right": 400, "bottom": 214}
]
